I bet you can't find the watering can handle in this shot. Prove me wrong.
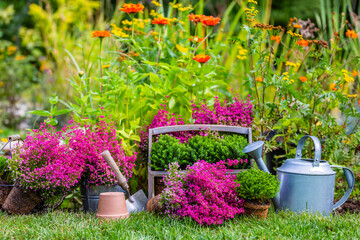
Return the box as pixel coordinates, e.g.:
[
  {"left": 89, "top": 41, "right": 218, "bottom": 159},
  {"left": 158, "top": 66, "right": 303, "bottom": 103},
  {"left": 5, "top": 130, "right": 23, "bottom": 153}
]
[
  {"left": 331, "top": 165, "right": 355, "bottom": 210},
  {"left": 295, "top": 135, "right": 322, "bottom": 167}
]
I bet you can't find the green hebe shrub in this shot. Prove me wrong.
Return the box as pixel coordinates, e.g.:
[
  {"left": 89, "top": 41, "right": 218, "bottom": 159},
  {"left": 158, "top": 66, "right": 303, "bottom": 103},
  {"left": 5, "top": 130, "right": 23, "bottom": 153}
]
[
  {"left": 235, "top": 169, "right": 280, "bottom": 203},
  {"left": 150, "top": 134, "right": 190, "bottom": 170},
  {"left": 150, "top": 133, "right": 250, "bottom": 170}
]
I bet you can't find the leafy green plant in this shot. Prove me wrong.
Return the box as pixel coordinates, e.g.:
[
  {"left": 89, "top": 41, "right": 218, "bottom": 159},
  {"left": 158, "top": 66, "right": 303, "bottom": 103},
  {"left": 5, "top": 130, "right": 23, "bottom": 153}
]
[
  {"left": 0, "top": 155, "right": 11, "bottom": 182},
  {"left": 150, "top": 133, "right": 250, "bottom": 170},
  {"left": 235, "top": 169, "right": 280, "bottom": 203},
  {"left": 150, "top": 134, "right": 190, "bottom": 170}
]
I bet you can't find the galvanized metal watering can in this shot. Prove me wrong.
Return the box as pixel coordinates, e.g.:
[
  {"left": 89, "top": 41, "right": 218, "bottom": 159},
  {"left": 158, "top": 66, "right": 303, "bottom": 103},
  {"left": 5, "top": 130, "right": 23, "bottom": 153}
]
[{"left": 243, "top": 135, "right": 355, "bottom": 215}]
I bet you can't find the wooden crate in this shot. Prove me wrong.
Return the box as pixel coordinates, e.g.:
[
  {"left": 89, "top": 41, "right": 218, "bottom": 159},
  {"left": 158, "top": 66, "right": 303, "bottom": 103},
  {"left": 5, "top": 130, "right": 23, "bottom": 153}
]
[{"left": 147, "top": 124, "right": 252, "bottom": 198}]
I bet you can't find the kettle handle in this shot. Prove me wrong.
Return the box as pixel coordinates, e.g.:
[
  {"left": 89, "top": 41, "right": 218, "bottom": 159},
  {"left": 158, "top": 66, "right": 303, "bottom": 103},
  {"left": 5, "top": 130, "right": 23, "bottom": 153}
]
[
  {"left": 331, "top": 165, "right": 355, "bottom": 210},
  {"left": 295, "top": 135, "right": 322, "bottom": 167}
]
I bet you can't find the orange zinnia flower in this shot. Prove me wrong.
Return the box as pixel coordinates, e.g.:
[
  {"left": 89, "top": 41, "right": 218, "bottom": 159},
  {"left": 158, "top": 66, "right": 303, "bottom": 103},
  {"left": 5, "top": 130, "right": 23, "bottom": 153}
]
[
  {"left": 293, "top": 24, "right": 302, "bottom": 28},
  {"left": 201, "top": 16, "right": 221, "bottom": 26},
  {"left": 270, "top": 35, "right": 281, "bottom": 44},
  {"left": 300, "top": 76, "right": 308, "bottom": 82},
  {"left": 188, "top": 13, "right": 204, "bottom": 23},
  {"left": 193, "top": 54, "right": 211, "bottom": 63},
  {"left": 188, "top": 36, "right": 204, "bottom": 42},
  {"left": 152, "top": 17, "right": 170, "bottom": 25},
  {"left": 297, "top": 39, "right": 309, "bottom": 47},
  {"left": 255, "top": 77, "right": 263, "bottom": 82},
  {"left": 119, "top": 3, "right": 144, "bottom": 14},
  {"left": 352, "top": 70, "right": 358, "bottom": 77},
  {"left": 346, "top": 29, "right": 358, "bottom": 39},
  {"left": 358, "top": 99, "right": 360, "bottom": 106},
  {"left": 330, "top": 83, "right": 337, "bottom": 91},
  {"left": 91, "top": 30, "right": 111, "bottom": 38}
]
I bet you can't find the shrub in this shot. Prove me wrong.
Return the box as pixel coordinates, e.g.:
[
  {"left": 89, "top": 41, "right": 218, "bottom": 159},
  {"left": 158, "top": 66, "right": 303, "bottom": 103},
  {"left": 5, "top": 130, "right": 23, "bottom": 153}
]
[
  {"left": 66, "top": 119, "right": 137, "bottom": 186},
  {"left": 150, "top": 134, "right": 189, "bottom": 170},
  {"left": 160, "top": 160, "right": 244, "bottom": 225},
  {"left": 8, "top": 123, "right": 83, "bottom": 198},
  {"left": 150, "top": 133, "right": 250, "bottom": 170},
  {"left": 235, "top": 169, "right": 280, "bottom": 204},
  {"left": 0, "top": 155, "right": 11, "bottom": 182}
]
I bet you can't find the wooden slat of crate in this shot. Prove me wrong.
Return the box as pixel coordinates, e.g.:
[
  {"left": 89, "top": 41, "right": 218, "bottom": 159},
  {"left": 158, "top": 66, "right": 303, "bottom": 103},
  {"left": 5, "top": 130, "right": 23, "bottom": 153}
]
[{"left": 147, "top": 124, "right": 252, "bottom": 198}]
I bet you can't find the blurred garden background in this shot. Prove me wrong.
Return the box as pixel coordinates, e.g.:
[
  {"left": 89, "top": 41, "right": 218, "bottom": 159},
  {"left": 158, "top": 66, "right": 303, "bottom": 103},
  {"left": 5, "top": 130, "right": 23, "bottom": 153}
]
[{"left": 1, "top": 0, "right": 360, "bottom": 202}]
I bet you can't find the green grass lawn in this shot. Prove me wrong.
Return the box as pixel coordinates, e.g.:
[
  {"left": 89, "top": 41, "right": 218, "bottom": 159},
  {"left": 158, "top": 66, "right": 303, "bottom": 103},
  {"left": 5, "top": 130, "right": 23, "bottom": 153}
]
[{"left": 0, "top": 209, "right": 359, "bottom": 239}]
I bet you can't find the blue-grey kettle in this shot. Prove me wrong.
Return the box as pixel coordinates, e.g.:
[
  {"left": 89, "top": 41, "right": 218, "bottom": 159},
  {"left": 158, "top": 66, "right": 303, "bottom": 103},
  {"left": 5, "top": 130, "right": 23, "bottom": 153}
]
[{"left": 243, "top": 135, "right": 355, "bottom": 215}]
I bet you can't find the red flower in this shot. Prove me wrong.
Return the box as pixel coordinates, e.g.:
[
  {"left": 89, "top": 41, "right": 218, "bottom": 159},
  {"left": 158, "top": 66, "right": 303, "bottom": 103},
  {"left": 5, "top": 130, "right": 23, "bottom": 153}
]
[
  {"left": 297, "top": 39, "right": 309, "bottom": 47},
  {"left": 188, "top": 13, "right": 205, "bottom": 23},
  {"left": 188, "top": 36, "right": 204, "bottom": 42},
  {"left": 152, "top": 17, "right": 170, "bottom": 25},
  {"left": 300, "top": 76, "right": 308, "bottom": 82},
  {"left": 193, "top": 54, "right": 211, "bottom": 63},
  {"left": 270, "top": 35, "right": 281, "bottom": 44},
  {"left": 201, "top": 16, "right": 221, "bottom": 26},
  {"left": 91, "top": 31, "right": 111, "bottom": 38},
  {"left": 119, "top": 3, "right": 144, "bottom": 14}
]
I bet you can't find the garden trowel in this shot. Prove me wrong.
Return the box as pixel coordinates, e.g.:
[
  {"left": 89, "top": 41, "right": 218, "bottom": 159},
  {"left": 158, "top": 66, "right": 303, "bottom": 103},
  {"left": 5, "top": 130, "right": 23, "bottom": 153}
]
[{"left": 101, "top": 150, "right": 148, "bottom": 213}]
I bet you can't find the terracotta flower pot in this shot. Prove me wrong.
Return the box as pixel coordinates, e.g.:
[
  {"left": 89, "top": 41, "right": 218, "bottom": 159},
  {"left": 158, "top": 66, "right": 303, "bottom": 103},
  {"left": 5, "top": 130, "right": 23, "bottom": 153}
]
[
  {"left": 96, "top": 192, "right": 129, "bottom": 220},
  {"left": 0, "top": 180, "right": 12, "bottom": 206},
  {"left": 146, "top": 194, "right": 164, "bottom": 214},
  {"left": 244, "top": 200, "right": 271, "bottom": 219},
  {"left": 2, "top": 187, "right": 42, "bottom": 215}
]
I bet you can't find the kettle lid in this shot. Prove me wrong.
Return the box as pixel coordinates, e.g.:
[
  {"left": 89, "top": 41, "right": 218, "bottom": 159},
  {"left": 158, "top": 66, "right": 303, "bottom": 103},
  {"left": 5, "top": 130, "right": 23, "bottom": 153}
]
[{"left": 277, "top": 135, "right": 335, "bottom": 175}]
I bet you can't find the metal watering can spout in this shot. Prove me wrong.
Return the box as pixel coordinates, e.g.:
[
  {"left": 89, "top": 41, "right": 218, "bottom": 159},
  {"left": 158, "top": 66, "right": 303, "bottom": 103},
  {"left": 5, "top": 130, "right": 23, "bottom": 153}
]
[{"left": 243, "top": 141, "right": 281, "bottom": 211}]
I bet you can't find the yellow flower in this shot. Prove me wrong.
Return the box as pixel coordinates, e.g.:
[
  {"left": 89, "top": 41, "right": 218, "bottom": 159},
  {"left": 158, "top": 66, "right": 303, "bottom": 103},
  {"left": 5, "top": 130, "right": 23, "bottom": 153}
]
[
  {"left": 7, "top": 46, "right": 17, "bottom": 55},
  {"left": 150, "top": 10, "right": 159, "bottom": 17},
  {"left": 151, "top": 0, "right": 162, "bottom": 7},
  {"left": 342, "top": 69, "right": 354, "bottom": 83},
  {"left": 176, "top": 44, "right": 188, "bottom": 53},
  {"left": 287, "top": 30, "right": 303, "bottom": 39},
  {"left": 102, "top": 64, "right": 110, "bottom": 69},
  {"left": 237, "top": 46, "right": 248, "bottom": 60},
  {"left": 1, "top": 138, "right": 7, "bottom": 143},
  {"left": 347, "top": 94, "right": 357, "bottom": 98},
  {"left": 0, "top": 81, "right": 4, "bottom": 87},
  {"left": 248, "top": 0, "right": 258, "bottom": 4},
  {"left": 122, "top": 19, "right": 132, "bottom": 25},
  {"left": 111, "top": 24, "right": 129, "bottom": 38},
  {"left": 15, "top": 55, "right": 26, "bottom": 60}
]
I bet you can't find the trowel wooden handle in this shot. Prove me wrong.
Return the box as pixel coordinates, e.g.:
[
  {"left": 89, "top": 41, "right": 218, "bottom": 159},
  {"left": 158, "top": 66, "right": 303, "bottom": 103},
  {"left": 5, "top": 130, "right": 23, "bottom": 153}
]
[
  {"left": 8, "top": 134, "right": 21, "bottom": 141},
  {"left": 101, "top": 150, "right": 129, "bottom": 191}
]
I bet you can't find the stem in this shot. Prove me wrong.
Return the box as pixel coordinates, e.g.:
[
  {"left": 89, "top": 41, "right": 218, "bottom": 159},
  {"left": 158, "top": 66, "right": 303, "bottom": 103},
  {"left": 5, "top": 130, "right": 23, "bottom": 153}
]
[
  {"left": 248, "top": 31, "right": 261, "bottom": 107},
  {"left": 99, "top": 38, "right": 103, "bottom": 93},
  {"left": 192, "top": 30, "right": 212, "bottom": 56},
  {"left": 156, "top": 27, "right": 162, "bottom": 74}
]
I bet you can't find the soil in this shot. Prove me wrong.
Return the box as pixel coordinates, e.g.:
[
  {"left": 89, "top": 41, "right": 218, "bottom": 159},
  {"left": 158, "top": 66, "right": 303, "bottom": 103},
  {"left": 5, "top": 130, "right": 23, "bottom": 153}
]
[{"left": 334, "top": 199, "right": 360, "bottom": 214}]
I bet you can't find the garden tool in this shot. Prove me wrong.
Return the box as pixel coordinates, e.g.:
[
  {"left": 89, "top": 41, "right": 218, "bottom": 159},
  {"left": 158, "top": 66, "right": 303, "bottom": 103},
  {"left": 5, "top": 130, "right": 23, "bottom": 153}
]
[
  {"left": 101, "top": 150, "right": 148, "bottom": 213},
  {"left": 243, "top": 135, "right": 355, "bottom": 215},
  {"left": 0, "top": 134, "right": 21, "bottom": 157}
]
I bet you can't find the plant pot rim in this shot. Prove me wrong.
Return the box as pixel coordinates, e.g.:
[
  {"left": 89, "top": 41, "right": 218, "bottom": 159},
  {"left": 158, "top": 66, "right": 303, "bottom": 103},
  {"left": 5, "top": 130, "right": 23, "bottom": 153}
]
[{"left": 244, "top": 200, "right": 271, "bottom": 209}]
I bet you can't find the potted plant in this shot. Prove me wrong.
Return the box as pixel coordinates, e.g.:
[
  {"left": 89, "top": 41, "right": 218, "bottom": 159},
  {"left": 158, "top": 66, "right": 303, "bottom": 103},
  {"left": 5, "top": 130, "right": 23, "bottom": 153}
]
[
  {"left": 6, "top": 123, "right": 83, "bottom": 214},
  {"left": 235, "top": 169, "right": 280, "bottom": 219},
  {"left": 66, "top": 119, "right": 137, "bottom": 212}
]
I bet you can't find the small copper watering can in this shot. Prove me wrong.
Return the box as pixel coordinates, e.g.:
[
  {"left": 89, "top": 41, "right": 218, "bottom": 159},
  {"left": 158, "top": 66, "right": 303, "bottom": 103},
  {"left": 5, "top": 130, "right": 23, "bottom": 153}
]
[{"left": 243, "top": 135, "right": 355, "bottom": 215}]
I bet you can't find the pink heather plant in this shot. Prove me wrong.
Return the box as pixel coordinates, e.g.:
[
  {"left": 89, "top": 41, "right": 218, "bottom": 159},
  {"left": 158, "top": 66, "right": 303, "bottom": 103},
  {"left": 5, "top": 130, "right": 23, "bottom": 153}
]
[
  {"left": 138, "top": 96, "right": 253, "bottom": 162},
  {"left": 192, "top": 96, "right": 253, "bottom": 127},
  {"left": 160, "top": 160, "right": 245, "bottom": 225},
  {"left": 66, "top": 118, "right": 137, "bottom": 186},
  {"left": 9, "top": 123, "right": 83, "bottom": 198}
]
